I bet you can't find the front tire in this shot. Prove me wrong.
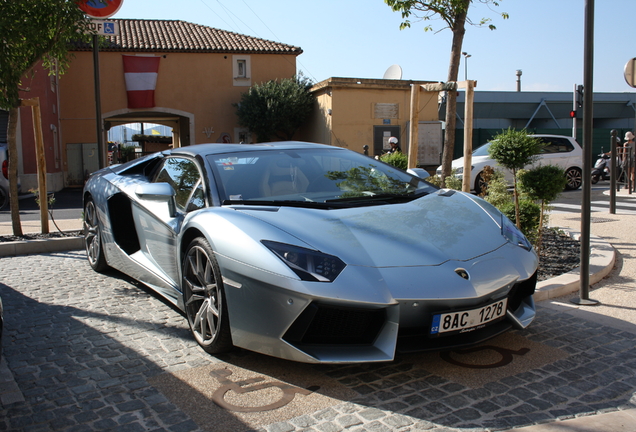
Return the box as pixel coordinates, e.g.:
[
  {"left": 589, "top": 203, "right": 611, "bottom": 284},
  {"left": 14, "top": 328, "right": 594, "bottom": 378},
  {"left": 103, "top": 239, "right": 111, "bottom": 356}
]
[
  {"left": 84, "top": 198, "right": 108, "bottom": 272},
  {"left": 565, "top": 167, "right": 583, "bottom": 190},
  {"left": 182, "top": 237, "right": 233, "bottom": 354},
  {"left": 474, "top": 172, "right": 487, "bottom": 195}
]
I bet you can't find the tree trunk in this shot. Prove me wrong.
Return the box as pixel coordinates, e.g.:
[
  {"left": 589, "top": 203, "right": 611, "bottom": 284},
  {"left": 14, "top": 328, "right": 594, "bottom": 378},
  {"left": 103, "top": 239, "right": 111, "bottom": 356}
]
[
  {"left": 512, "top": 169, "right": 521, "bottom": 228},
  {"left": 7, "top": 106, "right": 23, "bottom": 236},
  {"left": 440, "top": 2, "right": 469, "bottom": 187}
]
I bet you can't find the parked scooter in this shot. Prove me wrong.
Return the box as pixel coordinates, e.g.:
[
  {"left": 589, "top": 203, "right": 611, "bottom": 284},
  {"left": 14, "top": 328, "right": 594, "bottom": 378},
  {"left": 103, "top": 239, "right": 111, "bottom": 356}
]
[{"left": 591, "top": 152, "right": 610, "bottom": 184}]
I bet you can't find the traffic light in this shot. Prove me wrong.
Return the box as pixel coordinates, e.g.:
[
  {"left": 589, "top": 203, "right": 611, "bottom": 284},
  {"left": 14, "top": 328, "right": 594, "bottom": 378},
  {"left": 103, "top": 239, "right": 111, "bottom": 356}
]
[
  {"left": 576, "top": 85, "right": 584, "bottom": 108},
  {"left": 570, "top": 110, "right": 576, "bottom": 118}
]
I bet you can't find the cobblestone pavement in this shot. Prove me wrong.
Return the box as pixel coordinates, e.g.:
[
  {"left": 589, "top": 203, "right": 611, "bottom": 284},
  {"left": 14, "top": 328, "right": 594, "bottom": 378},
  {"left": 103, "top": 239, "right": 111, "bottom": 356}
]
[{"left": 1, "top": 251, "right": 636, "bottom": 432}]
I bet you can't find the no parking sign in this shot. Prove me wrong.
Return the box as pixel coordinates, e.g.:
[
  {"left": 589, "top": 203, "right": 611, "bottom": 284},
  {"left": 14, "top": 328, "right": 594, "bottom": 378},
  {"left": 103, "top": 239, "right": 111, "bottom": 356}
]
[{"left": 78, "top": 0, "right": 124, "bottom": 19}]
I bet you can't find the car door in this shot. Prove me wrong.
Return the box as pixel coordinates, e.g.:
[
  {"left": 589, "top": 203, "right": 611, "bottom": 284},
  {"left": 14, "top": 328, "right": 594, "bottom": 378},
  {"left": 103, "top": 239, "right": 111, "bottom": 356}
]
[{"left": 133, "top": 156, "right": 206, "bottom": 288}]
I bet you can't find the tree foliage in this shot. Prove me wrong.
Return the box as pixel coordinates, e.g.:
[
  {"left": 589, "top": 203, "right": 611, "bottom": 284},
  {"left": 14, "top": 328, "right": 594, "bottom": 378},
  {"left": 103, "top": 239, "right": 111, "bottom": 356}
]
[
  {"left": 235, "top": 75, "right": 315, "bottom": 143},
  {"left": 0, "top": 0, "right": 92, "bottom": 235},
  {"left": 384, "top": 0, "right": 508, "bottom": 31},
  {"left": 384, "top": 0, "right": 508, "bottom": 186},
  {"left": 0, "top": 0, "right": 92, "bottom": 109}
]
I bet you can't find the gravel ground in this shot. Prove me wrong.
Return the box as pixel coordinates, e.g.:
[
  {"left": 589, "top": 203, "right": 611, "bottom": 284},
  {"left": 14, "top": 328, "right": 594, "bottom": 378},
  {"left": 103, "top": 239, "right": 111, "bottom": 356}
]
[
  {"left": 0, "top": 228, "right": 580, "bottom": 281},
  {"left": 537, "top": 227, "right": 581, "bottom": 281}
]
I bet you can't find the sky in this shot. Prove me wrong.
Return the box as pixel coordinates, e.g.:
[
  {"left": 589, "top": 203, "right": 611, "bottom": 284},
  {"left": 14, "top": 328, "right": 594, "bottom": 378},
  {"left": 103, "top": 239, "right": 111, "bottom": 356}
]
[{"left": 109, "top": 0, "right": 636, "bottom": 93}]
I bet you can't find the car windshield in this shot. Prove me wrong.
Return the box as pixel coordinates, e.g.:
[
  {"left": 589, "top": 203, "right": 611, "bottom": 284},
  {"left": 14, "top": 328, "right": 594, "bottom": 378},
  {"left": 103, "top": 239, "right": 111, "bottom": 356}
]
[
  {"left": 207, "top": 148, "right": 436, "bottom": 207},
  {"left": 472, "top": 143, "right": 491, "bottom": 157}
]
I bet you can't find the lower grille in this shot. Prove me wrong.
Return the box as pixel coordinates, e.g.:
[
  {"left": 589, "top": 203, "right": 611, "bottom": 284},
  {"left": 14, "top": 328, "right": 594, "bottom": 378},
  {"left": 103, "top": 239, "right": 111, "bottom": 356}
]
[{"left": 284, "top": 303, "right": 386, "bottom": 345}]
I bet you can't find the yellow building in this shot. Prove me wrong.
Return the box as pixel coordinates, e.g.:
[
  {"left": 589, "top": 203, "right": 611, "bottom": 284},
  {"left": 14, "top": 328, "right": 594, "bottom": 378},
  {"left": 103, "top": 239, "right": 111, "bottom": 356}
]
[
  {"left": 305, "top": 77, "right": 442, "bottom": 165},
  {"left": 55, "top": 19, "right": 301, "bottom": 188}
]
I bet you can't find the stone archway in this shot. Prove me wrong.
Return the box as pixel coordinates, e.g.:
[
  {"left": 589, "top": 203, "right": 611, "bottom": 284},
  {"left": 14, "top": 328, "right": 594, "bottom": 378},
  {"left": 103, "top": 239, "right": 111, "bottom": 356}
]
[
  {"left": 103, "top": 107, "right": 195, "bottom": 149},
  {"left": 65, "top": 107, "right": 195, "bottom": 186}
]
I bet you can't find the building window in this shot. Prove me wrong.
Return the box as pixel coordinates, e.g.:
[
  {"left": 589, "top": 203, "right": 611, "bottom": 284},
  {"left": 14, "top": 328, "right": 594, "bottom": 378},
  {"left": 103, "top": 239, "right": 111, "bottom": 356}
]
[
  {"left": 233, "top": 55, "right": 251, "bottom": 87},
  {"left": 237, "top": 60, "right": 246, "bottom": 78}
]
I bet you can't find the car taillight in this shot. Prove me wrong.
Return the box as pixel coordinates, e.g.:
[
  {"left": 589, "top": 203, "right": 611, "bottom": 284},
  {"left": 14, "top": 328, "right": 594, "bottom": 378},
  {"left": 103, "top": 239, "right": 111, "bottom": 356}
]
[{"left": 1, "top": 160, "right": 7, "bottom": 179}]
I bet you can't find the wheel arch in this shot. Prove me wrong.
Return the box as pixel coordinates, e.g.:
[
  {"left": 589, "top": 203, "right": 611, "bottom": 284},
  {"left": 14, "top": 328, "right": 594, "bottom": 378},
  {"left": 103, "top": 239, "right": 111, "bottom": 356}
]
[{"left": 180, "top": 227, "right": 206, "bottom": 265}]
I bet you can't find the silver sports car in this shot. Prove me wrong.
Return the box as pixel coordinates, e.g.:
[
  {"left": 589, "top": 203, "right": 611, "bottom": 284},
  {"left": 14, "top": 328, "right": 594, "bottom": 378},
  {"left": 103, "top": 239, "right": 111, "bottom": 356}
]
[{"left": 83, "top": 141, "right": 538, "bottom": 364}]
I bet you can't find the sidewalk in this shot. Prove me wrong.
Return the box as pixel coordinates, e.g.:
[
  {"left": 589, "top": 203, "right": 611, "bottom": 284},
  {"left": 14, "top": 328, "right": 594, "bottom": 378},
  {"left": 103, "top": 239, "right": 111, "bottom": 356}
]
[{"left": 0, "top": 217, "right": 82, "bottom": 235}]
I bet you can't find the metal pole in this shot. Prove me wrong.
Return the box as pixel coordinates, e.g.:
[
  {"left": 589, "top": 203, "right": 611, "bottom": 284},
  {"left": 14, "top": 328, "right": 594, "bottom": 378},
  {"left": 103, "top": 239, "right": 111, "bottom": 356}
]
[
  {"left": 93, "top": 34, "right": 105, "bottom": 169},
  {"left": 629, "top": 147, "right": 633, "bottom": 194},
  {"left": 572, "top": 0, "right": 599, "bottom": 306},
  {"left": 610, "top": 129, "right": 617, "bottom": 214}
]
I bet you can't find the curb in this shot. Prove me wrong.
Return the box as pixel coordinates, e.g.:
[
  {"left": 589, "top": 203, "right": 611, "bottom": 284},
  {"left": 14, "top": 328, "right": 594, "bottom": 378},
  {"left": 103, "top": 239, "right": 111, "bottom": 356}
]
[
  {"left": 0, "top": 234, "right": 84, "bottom": 258},
  {"left": 534, "top": 229, "right": 616, "bottom": 302}
]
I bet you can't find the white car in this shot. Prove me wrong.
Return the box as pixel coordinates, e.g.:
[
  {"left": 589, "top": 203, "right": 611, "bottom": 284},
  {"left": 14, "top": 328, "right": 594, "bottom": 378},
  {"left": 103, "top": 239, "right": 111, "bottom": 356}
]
[{"left": 437, "top": 135, "right": 583, "bottom": 194}]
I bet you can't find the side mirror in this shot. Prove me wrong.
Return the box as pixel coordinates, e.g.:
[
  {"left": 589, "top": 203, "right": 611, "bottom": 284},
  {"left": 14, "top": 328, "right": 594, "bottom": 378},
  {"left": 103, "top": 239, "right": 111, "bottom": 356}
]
[
  {"left": 135, "top": 183, "right": 177, "bottom": 217},
  {"left": 407, "top": 168, "right": 430, "bottom": 179}
]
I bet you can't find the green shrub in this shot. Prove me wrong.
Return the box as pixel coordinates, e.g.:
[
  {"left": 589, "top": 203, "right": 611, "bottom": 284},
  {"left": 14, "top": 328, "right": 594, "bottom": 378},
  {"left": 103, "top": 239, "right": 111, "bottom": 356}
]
[
  {"left": 499, "top": 199, "right": 541, "bottom": 244},
  {"left": 379, "top": 151, "right": 408, "bottom": 170},
  {"left": 518, "top": 165, "right": 567, "bottom": 253},
  {"left": 518, "top": 165, "right": 567, "bottom": 203},
  {"left": 482, "top": 168, "right": 511, "bottom": 208},
  {"left": 427, "top": 169, "right": 462, "bottom": 190}
]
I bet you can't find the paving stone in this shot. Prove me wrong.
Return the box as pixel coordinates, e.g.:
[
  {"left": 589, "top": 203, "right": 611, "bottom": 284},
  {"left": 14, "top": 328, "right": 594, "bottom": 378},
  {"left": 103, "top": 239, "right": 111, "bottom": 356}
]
[{"left": 2, "top": 252, "right": 636, "bottom": 431}]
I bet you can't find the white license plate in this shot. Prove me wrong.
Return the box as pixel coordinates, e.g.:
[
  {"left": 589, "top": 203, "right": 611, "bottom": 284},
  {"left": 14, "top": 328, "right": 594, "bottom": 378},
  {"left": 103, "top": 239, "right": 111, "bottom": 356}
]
[{"left": 430, "top": 299, "right": 508, "bottom": 335}]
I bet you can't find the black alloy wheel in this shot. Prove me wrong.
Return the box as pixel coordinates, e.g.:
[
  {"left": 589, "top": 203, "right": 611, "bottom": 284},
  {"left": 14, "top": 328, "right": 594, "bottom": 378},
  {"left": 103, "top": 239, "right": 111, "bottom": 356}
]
[{"left": 565, "top": 167, "right": 583, "bottom": 190}]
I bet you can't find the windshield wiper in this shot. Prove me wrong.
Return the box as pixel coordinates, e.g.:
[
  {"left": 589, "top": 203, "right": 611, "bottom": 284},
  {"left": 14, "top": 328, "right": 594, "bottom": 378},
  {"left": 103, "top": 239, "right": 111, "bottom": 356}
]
[
  {"left": 223, "top": 199, "right": 336, "bottom": 209},
  {"left": 326, "top": 191, "right": 428, "bottom": 204}
]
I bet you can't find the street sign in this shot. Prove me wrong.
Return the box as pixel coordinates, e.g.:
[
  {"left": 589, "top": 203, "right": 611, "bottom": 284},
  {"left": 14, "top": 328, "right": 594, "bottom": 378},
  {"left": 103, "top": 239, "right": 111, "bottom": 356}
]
[
  {"left": 78, "top": 0, "right": 123, "bottom": 19},
  {"left": 88, "top": 20, "right": 119, "bottom": 36},
  {"left": 624, "top": 58, "right": 636, "bottom": 88}
]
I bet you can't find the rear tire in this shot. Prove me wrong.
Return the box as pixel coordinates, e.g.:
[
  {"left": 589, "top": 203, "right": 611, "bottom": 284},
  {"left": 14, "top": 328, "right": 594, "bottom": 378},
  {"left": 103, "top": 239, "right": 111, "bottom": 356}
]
[
  {"left": 182, "top": 237, "right": 233, "bottom": 354},
  {"left": 565, "top": 167, "right": 583, "bottom": 190},
  {"left": 84, "top": 198, "right": 108, "bottom": 272},
  {"left": 591, "top": 173, "right": 600, "bottom": 184}
]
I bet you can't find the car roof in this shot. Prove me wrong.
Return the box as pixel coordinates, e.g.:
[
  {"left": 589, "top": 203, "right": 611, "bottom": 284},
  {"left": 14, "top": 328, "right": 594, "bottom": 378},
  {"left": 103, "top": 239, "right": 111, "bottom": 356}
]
[{"left": 168, "top": 141, "right": 339, "bottom": 158}]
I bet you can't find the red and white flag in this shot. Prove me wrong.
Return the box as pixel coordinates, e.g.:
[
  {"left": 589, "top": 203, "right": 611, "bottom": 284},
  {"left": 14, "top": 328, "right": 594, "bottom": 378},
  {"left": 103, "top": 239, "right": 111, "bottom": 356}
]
[{"left": 122, "top": 55, "right": 160, "bottom": 109}]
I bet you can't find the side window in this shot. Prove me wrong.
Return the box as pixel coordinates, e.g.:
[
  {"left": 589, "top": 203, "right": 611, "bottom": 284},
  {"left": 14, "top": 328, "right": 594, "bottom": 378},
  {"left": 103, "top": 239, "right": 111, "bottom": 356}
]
[
  {"left": 540, "top": 138, "right": 574, "bottom": 154},
  {"left": 154, "top": 157, "right": 205, "bottom": 212}
]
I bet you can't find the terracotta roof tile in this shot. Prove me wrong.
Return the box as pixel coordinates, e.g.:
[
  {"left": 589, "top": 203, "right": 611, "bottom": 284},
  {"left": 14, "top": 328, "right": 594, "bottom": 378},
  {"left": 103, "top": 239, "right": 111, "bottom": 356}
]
[{"left": 73, "top": 19, "right": 302, "bottom": 55}]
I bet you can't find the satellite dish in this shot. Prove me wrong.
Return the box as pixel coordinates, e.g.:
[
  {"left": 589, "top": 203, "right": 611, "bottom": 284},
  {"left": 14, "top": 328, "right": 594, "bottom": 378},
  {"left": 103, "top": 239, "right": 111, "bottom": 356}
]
[{"left": 383, "top": 64, "right": 403, "bottom": 80}]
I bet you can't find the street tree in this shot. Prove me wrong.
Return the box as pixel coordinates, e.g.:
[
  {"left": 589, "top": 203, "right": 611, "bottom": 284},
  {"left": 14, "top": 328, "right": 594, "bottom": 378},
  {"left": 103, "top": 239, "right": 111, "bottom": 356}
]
[
  {"left": 235, "top": 75, "right": 315, "bottom": 143},
  {"left": 518, "top": 164, "right": 567, "bottom": 254},
  {"left": 384, "top": 0, "right": 508, "bottom": 186},
  {"left": 0, "top": 0, "right": 91, "bottom": 235},
  {"left": 487, "top": 128, "right": 542, "bottom": 228}
]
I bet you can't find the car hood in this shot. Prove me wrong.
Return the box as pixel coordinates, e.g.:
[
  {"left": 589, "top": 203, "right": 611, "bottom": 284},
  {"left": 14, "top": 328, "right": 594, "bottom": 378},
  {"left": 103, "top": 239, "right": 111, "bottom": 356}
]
[{"left": 235, "top": 191, "right": 509, "bottom": 267}]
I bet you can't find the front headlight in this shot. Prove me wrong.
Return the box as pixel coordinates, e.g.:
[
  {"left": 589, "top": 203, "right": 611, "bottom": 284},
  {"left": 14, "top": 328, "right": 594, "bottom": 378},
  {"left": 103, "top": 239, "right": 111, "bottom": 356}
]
[
  {"left": 501, "top": 216, "right": 532, "bottom": 251},
  {"left": 262, "top": 241, "right": 346, "bottom": 282}
]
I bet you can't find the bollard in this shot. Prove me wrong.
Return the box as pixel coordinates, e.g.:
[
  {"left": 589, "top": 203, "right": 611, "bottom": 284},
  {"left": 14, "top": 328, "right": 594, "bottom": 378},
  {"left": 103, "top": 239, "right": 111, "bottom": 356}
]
[{"left": 610, "top": 130, "right": 617, "bottom": 213}]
